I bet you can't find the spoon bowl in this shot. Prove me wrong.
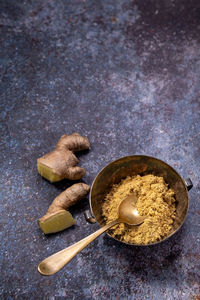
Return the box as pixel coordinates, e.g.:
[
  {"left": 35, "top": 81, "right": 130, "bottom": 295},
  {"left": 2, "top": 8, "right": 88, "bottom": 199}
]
[
  {"left": 38, "top": 193, "right": 145, "bottom": 276},
  {"left": 118, "top": 193, "right": 146, "bottom": 225}
]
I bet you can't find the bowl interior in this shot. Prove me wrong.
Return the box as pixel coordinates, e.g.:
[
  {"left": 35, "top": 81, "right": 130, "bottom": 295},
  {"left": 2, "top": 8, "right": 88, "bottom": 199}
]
[{"left": 90, "top": 155, "right": 188, "bottom": 245}]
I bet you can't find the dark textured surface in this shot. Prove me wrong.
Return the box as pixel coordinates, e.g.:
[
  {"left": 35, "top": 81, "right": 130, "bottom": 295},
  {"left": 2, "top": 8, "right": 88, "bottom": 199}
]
[{"left": 0, "top": 0, "right": 200, "bottom": 299}]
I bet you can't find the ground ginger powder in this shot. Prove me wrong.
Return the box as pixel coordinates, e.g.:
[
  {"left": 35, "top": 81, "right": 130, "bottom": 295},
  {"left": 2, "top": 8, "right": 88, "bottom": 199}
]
[{"left": 102, "top": 174, "right": 176, "bottom": 245}]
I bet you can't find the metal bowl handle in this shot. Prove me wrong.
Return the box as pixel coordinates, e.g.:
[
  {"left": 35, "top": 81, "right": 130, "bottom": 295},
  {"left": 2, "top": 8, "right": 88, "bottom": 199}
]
[
  {"left": 185, "top": 178, "right": 193, "bottom": 191},
  {"left": 84, "top": 210, "right": 96, "bottom": 224}
]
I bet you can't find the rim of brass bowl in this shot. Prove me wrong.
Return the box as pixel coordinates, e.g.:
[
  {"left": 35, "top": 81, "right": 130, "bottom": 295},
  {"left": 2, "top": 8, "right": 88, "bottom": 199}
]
[{"left": 89, "top": 155, "right": 189, "bottom": 246}]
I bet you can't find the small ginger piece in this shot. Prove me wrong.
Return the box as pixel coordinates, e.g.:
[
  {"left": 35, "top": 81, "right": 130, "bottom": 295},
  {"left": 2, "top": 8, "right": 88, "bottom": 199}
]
[
  {"left": 38, "top": 183, "right": 90, "bottom": 234},
  {"left": 39, "top": 210, "right": 75, "bottom": 235},
  {"left": 37, "top": 133, "right": 90, "bottom": 182}
]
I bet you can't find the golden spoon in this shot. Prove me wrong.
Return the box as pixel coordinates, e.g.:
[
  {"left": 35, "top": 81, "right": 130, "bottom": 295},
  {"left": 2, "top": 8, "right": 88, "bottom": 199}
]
[{"left": 38, "top": 193, "right": 145, "bottom": 275}]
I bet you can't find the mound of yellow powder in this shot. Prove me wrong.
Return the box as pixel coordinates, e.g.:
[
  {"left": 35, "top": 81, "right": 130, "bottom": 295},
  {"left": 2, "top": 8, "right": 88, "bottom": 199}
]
[{"left": 102, "top": 174, "right": 176, "bottom": 245}]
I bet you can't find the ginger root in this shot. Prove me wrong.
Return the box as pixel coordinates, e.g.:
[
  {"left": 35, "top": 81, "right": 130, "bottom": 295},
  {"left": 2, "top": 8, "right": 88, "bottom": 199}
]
[
  {"left": 38, "top": 183, "right": 90, "bottom": 234},
  {"left": 37, "top": 133, "right": 90, "bottom": 182}
]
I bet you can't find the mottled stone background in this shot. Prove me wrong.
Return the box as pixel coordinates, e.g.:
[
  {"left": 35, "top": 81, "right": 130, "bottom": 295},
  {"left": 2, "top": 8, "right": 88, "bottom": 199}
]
[{"left": 0, "top": 0, "right": 200, "bottom": 299}]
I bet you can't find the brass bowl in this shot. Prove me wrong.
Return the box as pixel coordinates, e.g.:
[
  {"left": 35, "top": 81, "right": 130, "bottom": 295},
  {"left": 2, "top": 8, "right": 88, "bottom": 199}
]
[{"left": 89, "top": 155, "right": 193, "bottom": 246}]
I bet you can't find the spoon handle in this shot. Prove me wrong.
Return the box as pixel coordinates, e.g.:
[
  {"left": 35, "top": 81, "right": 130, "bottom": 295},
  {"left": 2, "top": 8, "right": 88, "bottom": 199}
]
[{"left": 38, "top": 219, "right": 119, "bottom": 275}]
